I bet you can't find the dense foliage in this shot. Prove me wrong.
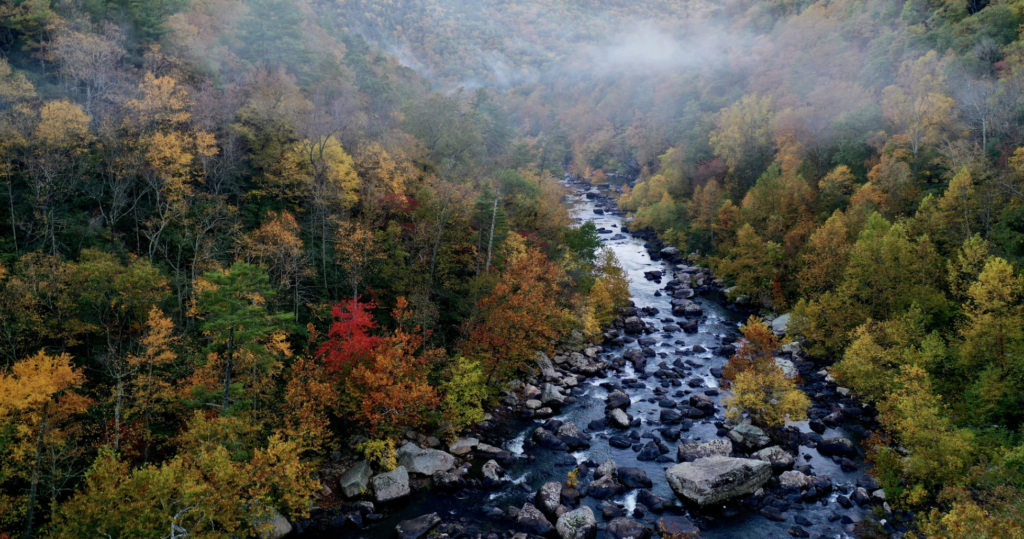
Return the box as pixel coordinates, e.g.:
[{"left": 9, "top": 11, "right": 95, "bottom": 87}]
[{"left": 0, "top": 1, "right": 633, "bottom": 536}]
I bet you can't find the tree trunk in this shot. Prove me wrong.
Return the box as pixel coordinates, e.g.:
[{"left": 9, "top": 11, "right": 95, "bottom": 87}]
[
  {"left": 23, "top": 409, "right": 49, "bottom": 539},
  {"left": 485, "top": 191, "right": 500, "bottom": 274},
  {"left": 113, "top": 374, "right": 123, "bottom": 451},
  {"left": 221, "top": 328, "right": 234, "bottom": 416}
]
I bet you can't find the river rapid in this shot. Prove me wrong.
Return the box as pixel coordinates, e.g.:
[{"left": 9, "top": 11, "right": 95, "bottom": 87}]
[{"left": 307, "top": 181, "right": 877, "bottom": 539}]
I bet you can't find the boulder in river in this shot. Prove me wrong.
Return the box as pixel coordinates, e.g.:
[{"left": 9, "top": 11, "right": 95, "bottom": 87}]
[
  {"left": 623, "top": 316, "right": 645, "bottom": 334},
  {"left": 536, "top": 481, "right": 564, "bottom": 518},
  {"left": 817, "top": 437, "right": 858, "bottom": 457},
  {"left": 372, "top": 466, "right": 410, "bottom": 502},
  {"left": 665, "top": 456, "right": 772, "bottom": 506},
  {"left": 779, "top": 470, "right": 812, "bottom": 490},
  {"left": 395, "top": 512, "right": 441, "bottom": 539},
  {"left": 541, "top": 383, "right": 567, "bottom": 407},
  {"left": 517, "top": 502, "right": 555, "bottom": 536},
  {"left": 727, "top": 423, "right": 771, "bottom": 451},
  {"left": 595, "top": 459, "right": 617, "bottom": 480},
  {"left": 588, "top": 474, "right": 623, "bottom": 499},
  {"left": 677, "top": 439, "right": 732, "bottom": 462},
  {"left": 605, "top": 517, "right": 653, "bottom": 539},
  {"left": 753, "top": 446, "right": 795, "bottom": 473},
  {"left": 608, "top": 408, "right": 631, "bottom": 429},
  {"left": 482, "top": 459, "right": 505, "bottom": 487},
  {"left": 396, "top": 443, "right": 456, "bottom": 475},
  {"left": 555, "top": 506, "right": 597, "bottom": 539},
  {"left": 617, "top": 467, "right": 653, "bottom": 489},
  {"left": 448, "top": 437, "right": 479, "bottom": 456},
  {"left": 606, "top": 390, "right": 631, "bottom": 410}
]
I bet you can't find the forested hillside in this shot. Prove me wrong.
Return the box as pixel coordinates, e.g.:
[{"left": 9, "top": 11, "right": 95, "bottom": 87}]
[
  {"left": 0, "top": 1, "right": 632, "bottom": 537},
  {"left": 1, "top": 0, "right": 1023, "bottom": 537}
]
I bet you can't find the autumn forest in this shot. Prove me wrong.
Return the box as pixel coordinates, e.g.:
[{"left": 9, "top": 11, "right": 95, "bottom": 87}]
[{"left": 0, "top": 0, "right": 1022, "bottom": 538}]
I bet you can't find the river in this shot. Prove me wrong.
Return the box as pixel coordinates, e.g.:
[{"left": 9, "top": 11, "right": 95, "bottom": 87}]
[{"left": 308, "top": 181, "right": 872, "bottom": 539}]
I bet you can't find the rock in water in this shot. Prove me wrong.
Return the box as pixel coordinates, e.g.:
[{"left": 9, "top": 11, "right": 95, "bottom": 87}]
[
  {"left": 608, "top": 408, "right": 631, "bottom": 429},
  {"left": 555, "top": 506, "right": 597, "bottom": 539},
  {"left": 617, "top": 467, "right": 653, "bottom": 489},
  {"left": 817, "top": 437, "right": 858, "bottom": 457},
  {"left": 753, "top": 446, "right": 795, "bottom": 473},
  {"left": 727, "top": 423, "right": 771, "bottom": 451},
  {"left": 395, "top": 512, "right": 441, "bottom": 539},
  {"left": 339, "top": 460, "right": 372, "bottom": 498},
  {"left": 605, "top": 517, "right": 653, "bottom": 539},
  {"left": 396, "top": 443, "right": 456, "bottom": 475},
  {"left": 536, "top": 481, "right": 564, "bottom": 518},
  {"left": 677, "top": 439, "right": 732, "bottom": 462},
  {"left": 665, "top": 457, "right": 772, "bottom": 506},
  {"left": 517, "top": 502, "right": 555, "bottom": 536},
  {"left": 372, "top": 466, "right": 411, "bottom": 502}
]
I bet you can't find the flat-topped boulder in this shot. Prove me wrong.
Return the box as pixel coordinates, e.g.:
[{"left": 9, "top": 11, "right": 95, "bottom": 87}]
[
  {"left": 339, "top": 459, "right": 372, "bottom": 498},
  {"left": 666, "top": 456, "right": 771, "bottom": 506},
  {"left": 372, "top": 466, "right": 410, "bottom": 502},
  {"left": 727, "top": 423, "right": 771, "bottom": 451},
  {"left": 678, "top": 439, "right": 732, "bottom": 462},
  {"left": 396, "top": 443, "right": 456, "bottom": 475}
]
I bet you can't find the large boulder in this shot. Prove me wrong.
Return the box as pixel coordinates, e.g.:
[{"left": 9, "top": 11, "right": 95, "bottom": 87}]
[
  {"left": 256, "top": 510, "right": 291, "bottom": 539},
  {"left": 605, "top": 517, "right": 653, "bottom": 539},
  {"left": 556, "top": 506, "right": 597, "bottom": 539},
  {"left": 372, "top": 466, "right": 410, "bottom": 503},
  {"left": 395, "top": 512, "right": 441, "bottom": 539},
  {"left": 537, "top": 352, "right": 560, "bottom": 381},
  {"left": 608, "top": 408, "right": 631, "bottom": 429},
  {"left": 779, "top": 470, "right": 812, "bottom": 490},
  {"left": 396, "top": 443, "right": 456, "bottom": 475},
  {"left": 517, "top": 503, "right": 555, "bottom": 536},
  {"left": 536, "top": 481, "right": 564, "bottom": 518},
  {"left": 727, "top": 424, "right": 771, "bottom": 451},
  {"left": 606, "top": 390, "right": 631, "bottom": 410},
  {"left": 665, "top": 457, "right": 772, "bottom": 506},
  {"left": 339, "top": 460, "right": 372, "bottom": 498},
  {"left": 771, "top": 313, "right": 791, "bottom": 335},
  {"left": 677, "top": 439, "right": 732, "bottom": 462},
  {"left": 588, "top": 474, "right": 623, "bottom": 499},
  {"left": 448, "top": 437, "right": 479, "bottom": 456},
  {"left": 753, "top": 446, "right": 795, "bottom": 473},
  {"left": 556, "top": 422, "right": 591, "bottom": 449},
  {"left": 482, "top": 459, "right": 505, "bottom": 487},
  {"left": 541, "top": 383, "right": 567, "bottom": 407},
  {"left": 617, "top": 467, "right": 653, "bottom": 489},
  {"left": 817, "top": 437, "right": 858, "bottom": 458},
  {"left": 595, "top": 459, "right": 617, "bottom": 480},
  {"left": 623, "top": 316, "right": 645, "bottom": 334}
]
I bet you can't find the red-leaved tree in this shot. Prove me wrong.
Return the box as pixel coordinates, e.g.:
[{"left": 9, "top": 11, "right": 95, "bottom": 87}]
[{"left": 316, "top": 300, "right": 384, "bottom": 372}]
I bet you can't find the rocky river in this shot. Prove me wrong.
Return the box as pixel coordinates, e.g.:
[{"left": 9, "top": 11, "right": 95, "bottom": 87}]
[{"left": 302, "top": 180, "right": 911, "bottom": 539}]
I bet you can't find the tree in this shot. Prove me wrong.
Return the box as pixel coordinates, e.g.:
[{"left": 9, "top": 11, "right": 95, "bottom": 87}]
[
  {"left": 797, "top": 211, "right": 851, "bottom": 296},
  {"left": 0, "top": 351, "right": 90, "bottom": 539},
  {"left": 725, "top": 364, "right": 810, "bottom": 428},
  {"left": 722, "top": 316, "right": 782, "bottom": 384},
  {"left": 192, "top": 263, "right": 294, "bottom": 417},
  {"left": 315, "top": 300, "right": 384, "bottom": 373},
  {"left": 238, "top": 211, "right": 310, "bottom": 317},
  {"left": 709, "top": 94, "right": 775, "bottom": 195},
  {"left": 882, "top": 51, "right": 956, "bottom": 164},
  {"left": 48, "top": 415, "right": 318, "bottom": 539},
  {"left": 715, "top": 224, "right": 784, "bottom": 308},
  {"left": 463, "top": 249, "right": 571, "bottom": 384}
]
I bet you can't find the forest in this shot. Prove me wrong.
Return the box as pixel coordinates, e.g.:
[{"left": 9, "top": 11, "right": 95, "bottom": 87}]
[{"left": 0, "top": 0, "right": 1022, "bottom": 537}]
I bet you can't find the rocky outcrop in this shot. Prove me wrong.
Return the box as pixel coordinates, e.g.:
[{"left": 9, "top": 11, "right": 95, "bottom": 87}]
[{"left": 666, "top": 457, "right": 772, "bottom": 506}]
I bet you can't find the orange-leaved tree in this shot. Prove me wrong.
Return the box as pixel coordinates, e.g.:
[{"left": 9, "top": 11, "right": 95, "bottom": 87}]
[
  {"left": 722, "top": 316, "right": 784, "bottom": 384},
  {"left": 462, "top": 248, "right": 572, "bottom": 384}
]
